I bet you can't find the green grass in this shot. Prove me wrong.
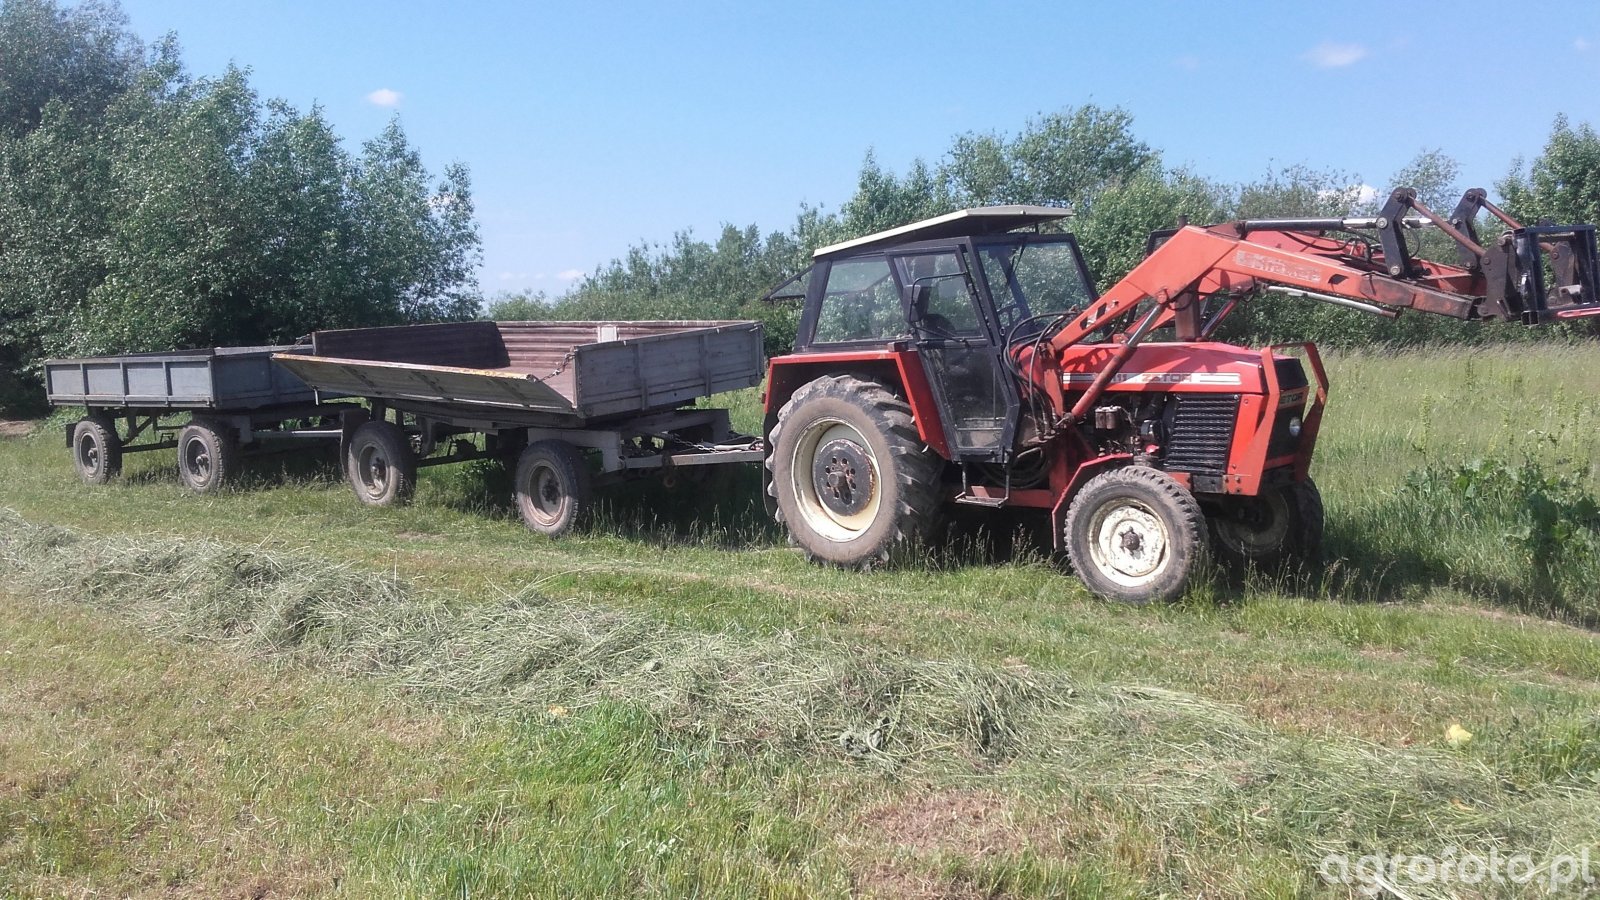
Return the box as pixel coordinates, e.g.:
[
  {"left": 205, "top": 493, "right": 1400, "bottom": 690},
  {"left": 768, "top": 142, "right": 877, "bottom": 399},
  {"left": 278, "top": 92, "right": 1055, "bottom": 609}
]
[{"left": 2, "top": 344, "right": 1600, "bottom": 898}]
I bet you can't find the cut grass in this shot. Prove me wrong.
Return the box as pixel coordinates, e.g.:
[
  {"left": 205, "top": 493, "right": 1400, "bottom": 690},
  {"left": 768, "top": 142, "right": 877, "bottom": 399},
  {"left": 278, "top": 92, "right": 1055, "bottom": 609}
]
[
  {"left": 0, "top": 591, "right": 856, "bottom": 899},
  {"left": 4, "top": 509, "right": 1600, "bottom": 897},
  {"left": 2, "top": 344, "right": 1600, "bottom": 896}
]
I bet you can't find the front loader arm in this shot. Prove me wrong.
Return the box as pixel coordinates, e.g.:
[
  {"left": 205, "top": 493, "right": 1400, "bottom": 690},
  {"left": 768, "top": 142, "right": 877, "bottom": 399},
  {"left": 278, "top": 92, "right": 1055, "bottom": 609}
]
[{"left": 1025, "top": 187, "right": 1600, "bottom": 423}]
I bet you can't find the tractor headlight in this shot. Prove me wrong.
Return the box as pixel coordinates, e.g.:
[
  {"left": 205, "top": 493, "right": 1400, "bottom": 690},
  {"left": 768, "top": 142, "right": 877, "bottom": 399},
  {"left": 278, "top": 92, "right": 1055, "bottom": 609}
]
[{"left": 1287, "top": 416, "right": 1303, "bottom": 438}]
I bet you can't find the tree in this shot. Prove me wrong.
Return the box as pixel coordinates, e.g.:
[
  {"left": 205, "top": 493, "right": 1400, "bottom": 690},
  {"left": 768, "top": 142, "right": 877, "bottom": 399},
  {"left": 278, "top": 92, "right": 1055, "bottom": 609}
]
[
  {"left": 1499, "top": 115, "right": 1600, "bottom": 227},
  {"left": 0, "top": 1, "right": 483, "bottom": 412},
  {"left": 1004, "top": 106, "right": 1158, "bottom": 213},
  {"left": 840, "top": 152, "right": 953, "bottom": 237},
  {"left": 350, "top": 120, "right": 481, "bottom": 325},
  {"left": 0, "top": 0, "right": 140, "bottom": 137},
  {"left": 1071, "top": 167, "right": 1230, "bottom": 284}
]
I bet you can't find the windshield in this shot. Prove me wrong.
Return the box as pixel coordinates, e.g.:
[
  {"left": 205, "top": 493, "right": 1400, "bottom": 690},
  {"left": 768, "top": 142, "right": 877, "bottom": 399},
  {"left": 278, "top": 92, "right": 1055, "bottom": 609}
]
[{"left": 976, "top": 238, "right": 1096, "bottom": 336}]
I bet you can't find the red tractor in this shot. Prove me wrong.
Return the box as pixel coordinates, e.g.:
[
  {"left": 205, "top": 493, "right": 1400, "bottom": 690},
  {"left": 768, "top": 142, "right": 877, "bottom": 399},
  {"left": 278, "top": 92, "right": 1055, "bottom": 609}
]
[{"left": 759, "top": 189, "right": 1600, "bottom": 602}]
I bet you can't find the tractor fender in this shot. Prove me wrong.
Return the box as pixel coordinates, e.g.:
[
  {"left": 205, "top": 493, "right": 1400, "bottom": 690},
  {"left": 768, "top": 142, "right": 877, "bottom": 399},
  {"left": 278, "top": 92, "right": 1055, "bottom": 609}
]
[
  {"left": 762, "top": 351, "right": 950, "bottom": 458},
  {"left": 1048, "top": 452, "right": 1133, "bottom": 552}
]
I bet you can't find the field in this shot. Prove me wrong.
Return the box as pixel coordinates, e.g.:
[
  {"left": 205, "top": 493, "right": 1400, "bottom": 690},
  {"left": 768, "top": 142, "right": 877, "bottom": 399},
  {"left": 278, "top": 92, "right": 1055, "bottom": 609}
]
[{"left": 2, "top": 345, "right": 1600, "bottom": 898}]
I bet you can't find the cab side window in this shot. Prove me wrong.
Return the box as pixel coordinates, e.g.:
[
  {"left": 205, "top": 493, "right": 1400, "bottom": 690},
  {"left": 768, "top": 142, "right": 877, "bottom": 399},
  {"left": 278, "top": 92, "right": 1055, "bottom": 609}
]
[{"left": 812, "top": 257, "right": 908, "bottom": 343}]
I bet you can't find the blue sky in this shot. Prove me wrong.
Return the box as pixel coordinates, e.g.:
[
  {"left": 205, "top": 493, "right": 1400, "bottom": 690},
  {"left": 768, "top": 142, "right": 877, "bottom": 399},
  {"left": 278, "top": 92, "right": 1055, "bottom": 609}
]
[{"left": 118, "top": 1, "right": 1600, "bottom": 300}]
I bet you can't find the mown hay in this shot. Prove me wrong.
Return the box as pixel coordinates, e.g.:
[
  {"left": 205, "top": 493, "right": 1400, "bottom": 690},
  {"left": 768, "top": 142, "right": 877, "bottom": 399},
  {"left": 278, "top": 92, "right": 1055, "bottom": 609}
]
[{"left": 4, "top": 508, "right": 1598, "bottom": 887}]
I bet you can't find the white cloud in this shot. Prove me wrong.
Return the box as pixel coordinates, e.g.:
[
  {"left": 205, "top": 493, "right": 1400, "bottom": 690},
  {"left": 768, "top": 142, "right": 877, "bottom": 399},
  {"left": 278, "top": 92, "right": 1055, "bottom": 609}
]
[
  {"left": 1303, "top": 42, "right": 1367, "bottom": 69},
  {"left": 1577, "top": 37, "right": 1592, "bottom": 52},
  {"left": 1354, "top": 183, "right": 1379, "bottom": 206},
  {"left": 366, "top": 88, "right": 402, "bottom": 107},
  {"left": 556, "top": 269, "right": 584, "bottom": 281},
  {"left": 497, "top": 271, "right": 530, "bottom": 282}
]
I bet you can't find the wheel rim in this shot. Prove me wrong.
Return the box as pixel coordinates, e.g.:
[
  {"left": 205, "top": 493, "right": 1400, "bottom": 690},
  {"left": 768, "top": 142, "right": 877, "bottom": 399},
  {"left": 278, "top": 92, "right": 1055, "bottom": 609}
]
[
  {"left": 523, "top": 462, "right": 566, "bottom": 527},
  {"left": 183, "top": 435, "right": 212, "bottom": 483},
  {"left": 1086, "top": 497, "right": 1171, "bottom": 589},
  {"left": 77, "top": 432, "right": 101, "bottom": 474},
  {"left": 789, "top": 417, "right": 881, "bottom": 542},
  {"left": 358, "top": 444, "right": 390, "bottom": 498},
  {"left": 1215, "top": 492, "right": 1290, "bottom": 557}
]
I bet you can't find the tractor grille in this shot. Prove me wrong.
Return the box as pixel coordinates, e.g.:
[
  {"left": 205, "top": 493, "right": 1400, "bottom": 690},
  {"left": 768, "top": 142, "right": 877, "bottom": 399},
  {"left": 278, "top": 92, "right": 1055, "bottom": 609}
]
[{"left": 1164, "top": 394, "right": 1240, "bottom": 476}]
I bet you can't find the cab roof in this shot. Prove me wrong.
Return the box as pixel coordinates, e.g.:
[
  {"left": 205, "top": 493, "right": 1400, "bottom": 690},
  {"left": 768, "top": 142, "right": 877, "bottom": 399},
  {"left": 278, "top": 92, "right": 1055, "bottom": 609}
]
[{"left": 812, "top": 205, "right": 1071, "bottom": 259}]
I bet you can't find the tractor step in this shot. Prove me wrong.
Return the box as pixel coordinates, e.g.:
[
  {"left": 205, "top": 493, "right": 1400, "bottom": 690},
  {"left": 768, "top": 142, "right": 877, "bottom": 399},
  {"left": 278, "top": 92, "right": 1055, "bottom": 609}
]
[{"left": 953, "top": 493, "right": 1008, "bottom": 508}]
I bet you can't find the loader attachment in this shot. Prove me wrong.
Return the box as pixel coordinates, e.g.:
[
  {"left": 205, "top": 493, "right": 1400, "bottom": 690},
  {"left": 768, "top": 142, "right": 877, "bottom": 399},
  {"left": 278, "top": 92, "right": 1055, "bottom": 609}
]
[
  {"left": 1428, "top": 187, "right": 1600, "bottom": 324},
  {"left": 1480, "top": 223, "right": 1600, "bottom": 324}
]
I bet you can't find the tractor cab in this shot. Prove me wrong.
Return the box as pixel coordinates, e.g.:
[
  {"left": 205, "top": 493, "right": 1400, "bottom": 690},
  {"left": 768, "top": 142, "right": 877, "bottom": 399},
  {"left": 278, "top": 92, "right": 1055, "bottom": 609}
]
[{"left": 763, "top": 206, "right": 1096, "bottom": 463}]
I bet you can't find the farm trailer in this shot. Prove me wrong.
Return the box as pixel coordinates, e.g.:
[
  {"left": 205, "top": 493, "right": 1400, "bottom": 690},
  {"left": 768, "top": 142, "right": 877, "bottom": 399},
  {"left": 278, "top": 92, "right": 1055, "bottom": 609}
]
[{"left": 48, "top": 320, "right": 767, "bottom": 534}]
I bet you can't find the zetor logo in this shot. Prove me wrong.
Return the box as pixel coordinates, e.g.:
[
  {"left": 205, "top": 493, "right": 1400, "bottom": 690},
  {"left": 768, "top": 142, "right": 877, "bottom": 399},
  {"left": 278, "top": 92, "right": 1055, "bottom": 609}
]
[
  {"left": 1062, "top": 372, "right": 1243, "bottom": 386},
  {"left": 1234, "top": 249, "right": 1322, "bottom": 284}
]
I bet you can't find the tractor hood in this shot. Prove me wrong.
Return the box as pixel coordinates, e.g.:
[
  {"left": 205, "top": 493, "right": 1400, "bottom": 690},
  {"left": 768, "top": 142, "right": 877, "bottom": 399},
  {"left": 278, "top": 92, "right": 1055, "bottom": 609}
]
[{"left": 1056, "top": 342, "right": 1291, "bottom": 395}]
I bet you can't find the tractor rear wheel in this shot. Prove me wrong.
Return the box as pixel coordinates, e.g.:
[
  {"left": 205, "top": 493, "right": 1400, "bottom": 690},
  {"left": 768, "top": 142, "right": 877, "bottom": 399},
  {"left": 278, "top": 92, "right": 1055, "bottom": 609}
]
[
  {"left": 767, "top": 375, "right": 942, "bottom": 568},
  {"left": 1064, "top": 466, "right": 1207, "bottom": 604},
  {"left": 72, "top": 415, "right": 122, "bottom": 485},
  {"left": 1210, "top": 478, "right": 1324, "bottom": 572}
]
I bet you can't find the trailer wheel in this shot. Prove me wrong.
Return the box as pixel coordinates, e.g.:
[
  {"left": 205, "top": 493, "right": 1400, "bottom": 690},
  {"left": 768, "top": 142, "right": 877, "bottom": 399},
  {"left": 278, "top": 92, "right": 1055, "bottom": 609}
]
[
  {"left": 767, "top": 375, "right": 942, "bottom": 568},
  {"left": 177, "top": 418, "right": 239, "bottom": 493},
  {"left": 345, "top": 420, "right": 416, "bottom": 507},
  {"left": 1210, "top": 478, "right": 1324, "bottom": 572},
  {"left": 72, "top": 415, "right": 122, "bottom": 485},
  {"left": 1064, "top": 466, "right": 1207, "bottom": 604},
  {"left": 514, "top": 439, "right": 592, "bottom": 537}
]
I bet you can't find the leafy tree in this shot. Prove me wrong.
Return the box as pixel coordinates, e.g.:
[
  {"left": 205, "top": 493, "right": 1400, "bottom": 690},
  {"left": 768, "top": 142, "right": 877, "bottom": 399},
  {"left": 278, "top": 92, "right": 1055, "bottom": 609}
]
[
  {"left": 0, "top": 1, "right": 481, "bottom": 412},
  {"left": 1071, "top": 167, "right": 1230, "bottom": 285},
  {"left": 1390, "top": 148, "right": 1461, "bottom": 213},
  {"left": 1004, "top": 106, "right": 1158, "bottom": 213},
  {"left": 0, "top": 0, "right": 139, "bottom": 137},
  {"left": 1235, "top": 164, "right": 1362, "bottom": 219},
  {"left": 1499, "top": 115, "right": 1600, "bottom": 227},
  {"left": 840, "top": 153, "right": 953, "bottom": 237},
  {"left": 350, "top": 121, "right": 481, "bottom": 325}
]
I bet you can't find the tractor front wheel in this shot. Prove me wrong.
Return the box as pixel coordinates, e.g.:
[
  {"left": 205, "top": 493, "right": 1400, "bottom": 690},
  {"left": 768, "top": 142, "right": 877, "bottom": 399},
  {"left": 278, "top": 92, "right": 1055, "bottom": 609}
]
[
  {"left": 767, "top": 375, "right": 942, "bottom": 568},
  {"left": 1209, "top": 478, "right": 1324, "bottom": 572},
  {"left": 1064, "top": 466, "right": 1207, "bottom": 604}
]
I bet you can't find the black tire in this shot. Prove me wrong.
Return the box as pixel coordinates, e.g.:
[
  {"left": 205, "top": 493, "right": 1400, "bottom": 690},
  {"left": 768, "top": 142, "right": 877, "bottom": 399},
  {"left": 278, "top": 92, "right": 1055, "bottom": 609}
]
[
  {"left": 1209, "top": 477, "right": 1325, "bottom": 572},
  {"left": 514, "top": 439, "right": 592, "bottom": 536},
  {"left": 1064, "top": 466, "right": 1208, "bottom": 604},
  {"left": 176, "top": 418, "right": 239, "bottom": 493},
  {"left": 766, "top": 375, "right": 943, "bottom": 568},
  {"left": 345, "top": 420, "right": 416, "bottom": 507},
  {"left": 71, "top": 415, "right": 122, "bottom": 485}
]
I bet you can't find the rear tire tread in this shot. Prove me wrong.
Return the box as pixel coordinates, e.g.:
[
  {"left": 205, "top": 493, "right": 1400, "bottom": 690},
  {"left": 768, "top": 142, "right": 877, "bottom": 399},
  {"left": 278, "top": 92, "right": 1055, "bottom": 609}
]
[{"left": 766, "top": 374, "right": 942, "bottom": 568}]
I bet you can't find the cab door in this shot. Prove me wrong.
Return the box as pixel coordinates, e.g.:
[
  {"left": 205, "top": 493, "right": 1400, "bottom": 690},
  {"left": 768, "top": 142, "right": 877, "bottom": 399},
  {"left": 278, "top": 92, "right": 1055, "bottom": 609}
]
[{"left": 889, "top": 247, "right": 1019, "bottom": 463}]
